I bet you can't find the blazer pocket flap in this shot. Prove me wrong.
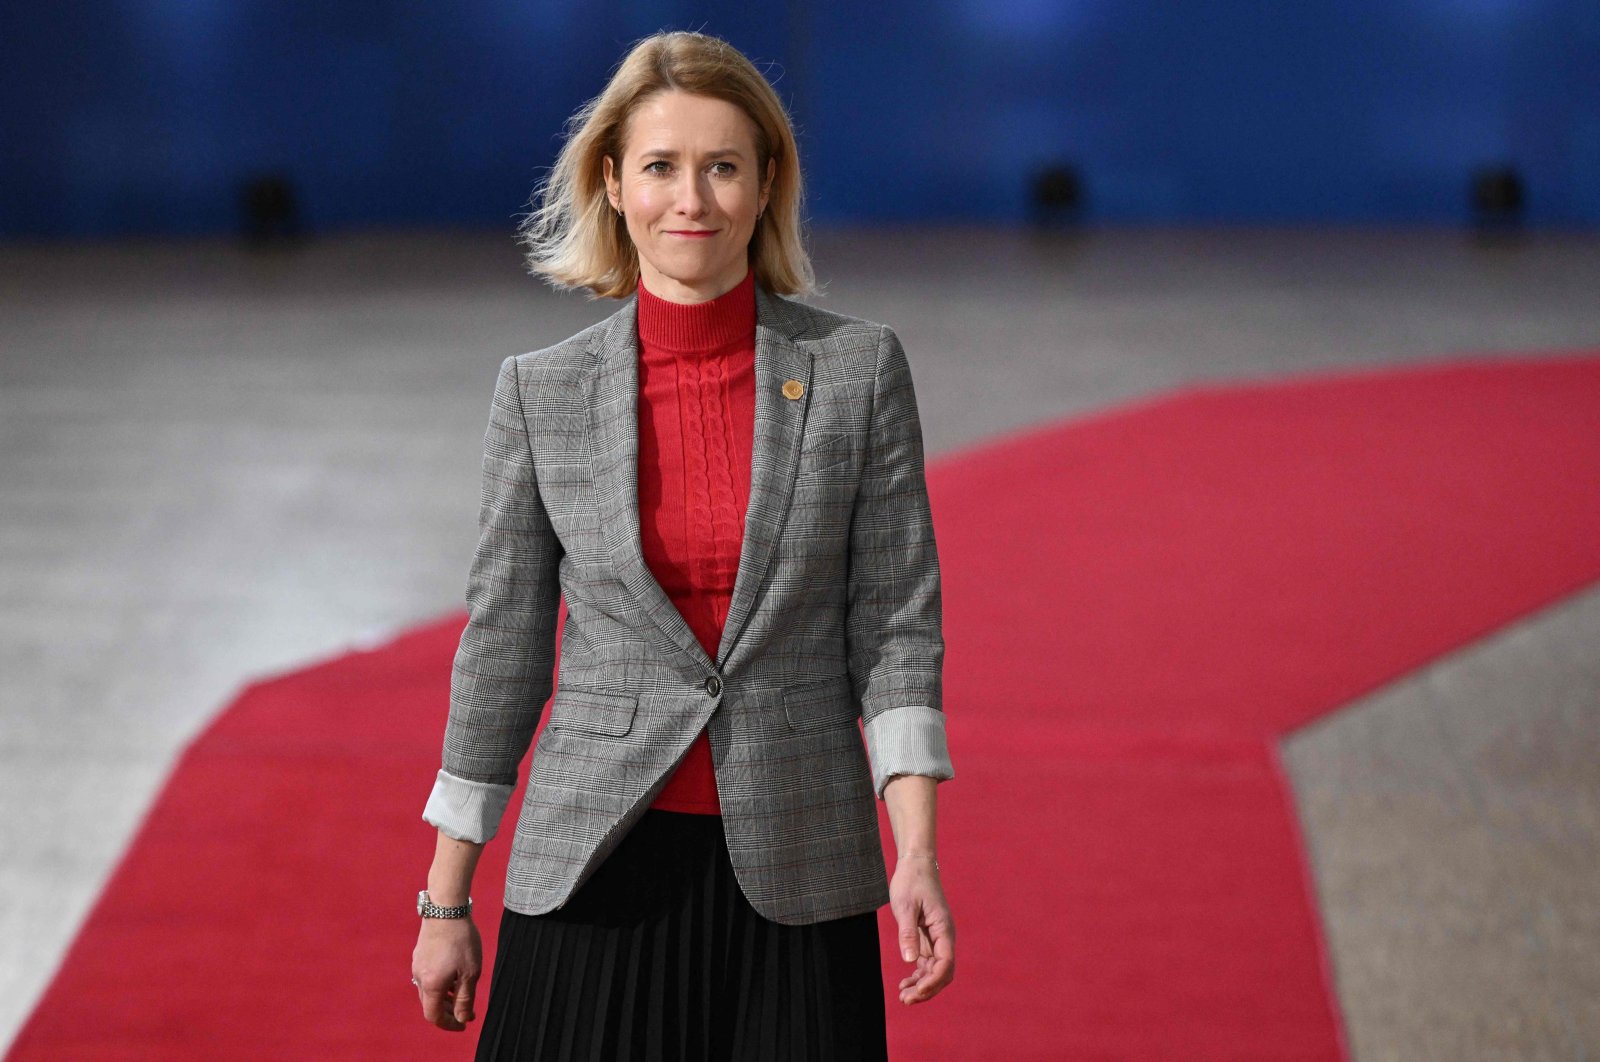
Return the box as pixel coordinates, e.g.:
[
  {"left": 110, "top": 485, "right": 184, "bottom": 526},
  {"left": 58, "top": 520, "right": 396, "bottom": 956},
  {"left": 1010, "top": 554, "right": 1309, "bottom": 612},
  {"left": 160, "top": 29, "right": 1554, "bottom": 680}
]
[
  {"left": 548, "top": 686, "right": 638, "bottom": 736},
  {"left": 801, "top": 431, "right": 851, "bottom": 454},
  {"left": 799, "top": 431, "right": 855, "bottom": 471},
  {"left": 782, "top": 674, "right": 854, "bottom": 729}
]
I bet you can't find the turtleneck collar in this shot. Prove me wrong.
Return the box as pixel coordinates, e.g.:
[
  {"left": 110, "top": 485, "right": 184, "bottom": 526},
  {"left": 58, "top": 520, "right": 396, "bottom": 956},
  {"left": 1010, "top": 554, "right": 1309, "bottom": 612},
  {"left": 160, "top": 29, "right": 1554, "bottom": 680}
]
[{"left": 637, "top": 264, "right": 757, "bottom": 354}]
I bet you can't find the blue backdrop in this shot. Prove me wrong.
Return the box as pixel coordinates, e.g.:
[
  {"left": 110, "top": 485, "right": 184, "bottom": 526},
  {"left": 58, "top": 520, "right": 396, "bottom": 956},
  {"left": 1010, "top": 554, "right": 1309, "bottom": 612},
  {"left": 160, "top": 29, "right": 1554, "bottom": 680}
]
[{"left": 3, "top": 1, "right": 1596, "bottom": 237}]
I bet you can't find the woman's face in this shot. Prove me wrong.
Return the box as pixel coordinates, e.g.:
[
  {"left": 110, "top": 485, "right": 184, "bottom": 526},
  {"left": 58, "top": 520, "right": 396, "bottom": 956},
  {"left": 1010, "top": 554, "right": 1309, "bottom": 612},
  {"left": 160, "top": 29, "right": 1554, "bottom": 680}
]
[{"left": 604, "top": 90, "right": 775, "bottom": 303}]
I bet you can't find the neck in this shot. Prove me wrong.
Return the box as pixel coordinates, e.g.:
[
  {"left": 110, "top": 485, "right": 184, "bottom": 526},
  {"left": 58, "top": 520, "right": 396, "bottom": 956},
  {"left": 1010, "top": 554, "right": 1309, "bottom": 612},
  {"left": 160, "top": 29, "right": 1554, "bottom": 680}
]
[
  {"left": 638, "top": 258, "right": 753, "bottom": 304},
  {"left": 637, "top": 264, "right": 756, "bottom": 353}
]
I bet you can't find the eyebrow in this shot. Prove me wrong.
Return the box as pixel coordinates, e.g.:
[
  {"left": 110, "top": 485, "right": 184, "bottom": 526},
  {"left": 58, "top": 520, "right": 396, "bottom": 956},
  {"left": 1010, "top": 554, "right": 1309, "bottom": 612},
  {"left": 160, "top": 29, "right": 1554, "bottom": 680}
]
[{"left": 637, "top": 147, "right": 746, "bottom": 160}]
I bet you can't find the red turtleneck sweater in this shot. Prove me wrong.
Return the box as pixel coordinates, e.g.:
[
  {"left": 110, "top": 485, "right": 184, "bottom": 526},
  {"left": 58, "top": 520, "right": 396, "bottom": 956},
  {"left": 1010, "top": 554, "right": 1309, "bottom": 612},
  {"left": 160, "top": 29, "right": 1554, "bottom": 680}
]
[{"left": 636, "top": 264, "right": 758, "bottom": 815}]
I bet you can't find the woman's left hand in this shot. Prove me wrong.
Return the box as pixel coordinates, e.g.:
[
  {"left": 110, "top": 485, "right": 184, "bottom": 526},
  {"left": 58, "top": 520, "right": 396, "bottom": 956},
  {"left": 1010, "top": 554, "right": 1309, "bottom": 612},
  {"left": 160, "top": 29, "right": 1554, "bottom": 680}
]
[{"left": 889, "top": 852, "right": 955, "bottom": 1004}]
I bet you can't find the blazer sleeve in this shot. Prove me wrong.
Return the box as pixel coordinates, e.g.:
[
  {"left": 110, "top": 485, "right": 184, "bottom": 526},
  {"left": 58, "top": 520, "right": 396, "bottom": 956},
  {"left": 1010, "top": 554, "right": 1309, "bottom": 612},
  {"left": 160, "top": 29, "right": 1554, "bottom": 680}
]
[
  {"left": 848, "top": 325, "right": 955, "bottom": 800},
  {"left": 422, "top": 353, "right": 563, "bottom": 843}
]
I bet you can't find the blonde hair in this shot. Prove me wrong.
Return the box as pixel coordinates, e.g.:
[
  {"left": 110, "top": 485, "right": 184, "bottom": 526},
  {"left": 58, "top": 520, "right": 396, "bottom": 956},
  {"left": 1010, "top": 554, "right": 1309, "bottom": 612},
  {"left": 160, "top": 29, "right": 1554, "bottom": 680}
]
[{"left": 515, "top": 30, "right": 816, "bottom": 300}]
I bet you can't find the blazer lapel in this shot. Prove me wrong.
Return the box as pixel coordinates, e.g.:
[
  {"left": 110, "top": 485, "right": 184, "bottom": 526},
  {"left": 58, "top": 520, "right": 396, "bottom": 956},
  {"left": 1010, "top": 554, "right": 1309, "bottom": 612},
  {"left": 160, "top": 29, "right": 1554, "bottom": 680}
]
[
  {"left": 584, "top": 281, "right": 815, "bottom": 673},
  {"left": 718, "top": 284, "right": 813, "bottom": 667}
]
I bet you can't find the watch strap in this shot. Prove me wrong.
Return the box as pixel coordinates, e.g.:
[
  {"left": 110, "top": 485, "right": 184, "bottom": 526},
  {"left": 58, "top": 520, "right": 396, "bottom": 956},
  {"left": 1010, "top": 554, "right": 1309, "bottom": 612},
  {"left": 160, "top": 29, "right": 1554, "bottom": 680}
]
[{"left": 417, "top": 890, "right": 473, "bottom": 919}]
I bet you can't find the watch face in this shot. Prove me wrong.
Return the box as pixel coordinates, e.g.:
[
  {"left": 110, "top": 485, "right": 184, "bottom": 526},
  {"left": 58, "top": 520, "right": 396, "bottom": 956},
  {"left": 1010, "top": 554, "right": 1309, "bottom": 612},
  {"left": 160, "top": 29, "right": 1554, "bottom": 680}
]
[{"left": 417, "top": 890, "right": 427, "bottom": 915}]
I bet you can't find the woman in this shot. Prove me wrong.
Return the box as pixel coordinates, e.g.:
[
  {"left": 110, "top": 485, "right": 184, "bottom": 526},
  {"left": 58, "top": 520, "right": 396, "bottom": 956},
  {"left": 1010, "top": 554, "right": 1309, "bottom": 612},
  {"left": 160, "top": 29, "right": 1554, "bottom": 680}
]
[{"left": 411, "top": 30, "right": 956, "bottom": 1060}]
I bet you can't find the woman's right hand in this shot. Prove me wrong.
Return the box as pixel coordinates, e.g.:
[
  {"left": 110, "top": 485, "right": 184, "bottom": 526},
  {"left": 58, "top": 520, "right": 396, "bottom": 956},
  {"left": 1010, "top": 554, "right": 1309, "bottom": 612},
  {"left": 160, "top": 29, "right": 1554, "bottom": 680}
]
[{"left": 411, "top": 916, "right": 483, "bottom": 1032}]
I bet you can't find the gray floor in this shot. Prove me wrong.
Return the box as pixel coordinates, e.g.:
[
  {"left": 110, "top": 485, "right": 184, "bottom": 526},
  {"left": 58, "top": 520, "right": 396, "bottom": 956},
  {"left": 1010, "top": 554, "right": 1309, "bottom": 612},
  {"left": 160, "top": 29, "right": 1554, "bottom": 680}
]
[{"left": 3, "top": 225, "right": 1598, "bottom": 1058}]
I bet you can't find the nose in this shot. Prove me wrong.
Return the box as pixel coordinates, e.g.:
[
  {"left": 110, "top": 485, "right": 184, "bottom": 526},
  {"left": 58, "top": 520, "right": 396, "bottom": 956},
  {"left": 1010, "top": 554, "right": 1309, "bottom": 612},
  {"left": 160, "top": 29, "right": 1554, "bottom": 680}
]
[{"left": 674, "top": 171, "right": 710, "bottom": 218}]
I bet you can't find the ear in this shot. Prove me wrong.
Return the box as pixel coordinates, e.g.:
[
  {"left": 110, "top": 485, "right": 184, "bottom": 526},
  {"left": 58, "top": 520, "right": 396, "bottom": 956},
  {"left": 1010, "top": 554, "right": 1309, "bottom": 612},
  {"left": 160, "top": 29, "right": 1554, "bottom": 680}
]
[
  {"left": 761, "top": 156, "right": 776, "bottom": 212},
  {"left": 603, "top": 155, "right": 619, "bottom": 211}
]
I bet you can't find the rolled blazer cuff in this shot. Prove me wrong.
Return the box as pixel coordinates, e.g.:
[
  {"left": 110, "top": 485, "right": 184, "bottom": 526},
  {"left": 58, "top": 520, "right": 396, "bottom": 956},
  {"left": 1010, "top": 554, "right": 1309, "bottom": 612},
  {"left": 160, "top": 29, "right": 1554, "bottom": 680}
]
[
  {"left": 421, "top": 768, "right": 515, "bottom": 844},
  {"left": 862, "top": 705, "right": 954, "bottom": 801}
]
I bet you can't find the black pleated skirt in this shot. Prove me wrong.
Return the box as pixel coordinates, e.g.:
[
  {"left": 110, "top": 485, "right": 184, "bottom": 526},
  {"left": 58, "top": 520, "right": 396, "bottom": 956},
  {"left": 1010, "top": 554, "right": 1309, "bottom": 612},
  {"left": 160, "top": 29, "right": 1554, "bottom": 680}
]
[{"left": 474, "top": 808, "right": 889, "bottom": 1062}]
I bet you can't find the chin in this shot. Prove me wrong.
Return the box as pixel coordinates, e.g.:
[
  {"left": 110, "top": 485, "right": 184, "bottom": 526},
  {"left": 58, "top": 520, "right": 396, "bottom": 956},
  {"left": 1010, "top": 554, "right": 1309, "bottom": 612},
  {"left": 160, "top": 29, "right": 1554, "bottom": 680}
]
[{"left": 661, "top": 260, "right": 729, "bottom": 283}]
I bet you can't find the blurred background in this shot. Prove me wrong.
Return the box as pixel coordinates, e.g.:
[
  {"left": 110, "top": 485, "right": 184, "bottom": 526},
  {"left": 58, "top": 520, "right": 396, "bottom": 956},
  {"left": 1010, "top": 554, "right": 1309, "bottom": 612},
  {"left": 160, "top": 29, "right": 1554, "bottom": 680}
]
[
  {"left": 3, "top": 4, "right": 1598, "bottom": 1060},
  {"left": 4, "top": 3, "right": 1598, "bottom": 234}
]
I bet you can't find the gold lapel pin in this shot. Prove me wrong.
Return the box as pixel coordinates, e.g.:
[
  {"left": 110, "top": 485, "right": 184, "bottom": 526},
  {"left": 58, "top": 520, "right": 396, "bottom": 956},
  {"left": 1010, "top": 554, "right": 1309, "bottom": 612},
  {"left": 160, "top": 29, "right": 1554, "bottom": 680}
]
[{"left": 782, "top": 379, "right": 805, "bottom": 400}]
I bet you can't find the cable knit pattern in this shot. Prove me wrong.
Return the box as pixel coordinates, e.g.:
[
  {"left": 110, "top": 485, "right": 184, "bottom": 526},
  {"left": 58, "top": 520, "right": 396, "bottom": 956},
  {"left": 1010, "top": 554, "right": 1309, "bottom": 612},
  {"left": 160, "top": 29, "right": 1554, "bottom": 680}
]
[{"left": 635, "top": 265, "right": 758, "bottom": 815}]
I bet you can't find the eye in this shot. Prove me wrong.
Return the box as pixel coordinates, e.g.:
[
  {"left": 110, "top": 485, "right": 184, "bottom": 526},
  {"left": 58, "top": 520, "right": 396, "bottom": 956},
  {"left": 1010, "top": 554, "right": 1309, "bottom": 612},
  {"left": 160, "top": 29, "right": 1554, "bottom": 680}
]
[
  {"left": 644, "top": 160, "right": 670, "bottom": 174},
  {"left": 711, "top": 161, "right": 737, "bottom": 177}
]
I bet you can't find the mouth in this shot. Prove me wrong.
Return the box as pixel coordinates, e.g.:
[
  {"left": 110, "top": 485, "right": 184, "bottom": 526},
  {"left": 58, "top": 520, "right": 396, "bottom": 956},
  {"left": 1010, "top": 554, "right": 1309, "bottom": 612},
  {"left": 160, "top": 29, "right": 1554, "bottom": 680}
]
[{"left": 666, "top": 229, "right": 719, "bottom": 238}]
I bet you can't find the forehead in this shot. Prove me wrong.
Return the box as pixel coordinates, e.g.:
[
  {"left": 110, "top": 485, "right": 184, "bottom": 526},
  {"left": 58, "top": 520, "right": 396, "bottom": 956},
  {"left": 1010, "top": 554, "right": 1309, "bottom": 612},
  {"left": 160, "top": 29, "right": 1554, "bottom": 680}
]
[{"left": 622, "top": 90, "right": 757, "bottom": 155}]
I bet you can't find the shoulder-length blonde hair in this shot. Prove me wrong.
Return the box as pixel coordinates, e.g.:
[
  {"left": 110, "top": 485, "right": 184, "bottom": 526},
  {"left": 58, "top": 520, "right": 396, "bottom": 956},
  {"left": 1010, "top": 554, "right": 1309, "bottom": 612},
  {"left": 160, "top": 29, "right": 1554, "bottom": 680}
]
[{"left": 516, "top": 30, "right": 816, "bottom": 300}]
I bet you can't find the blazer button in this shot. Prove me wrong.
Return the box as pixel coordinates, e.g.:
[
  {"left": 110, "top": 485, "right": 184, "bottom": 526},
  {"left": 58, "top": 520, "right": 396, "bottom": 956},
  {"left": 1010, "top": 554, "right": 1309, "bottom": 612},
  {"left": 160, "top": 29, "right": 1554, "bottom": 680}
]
[{"left": 704, "top": 674, "right": 722, "bottom": 696}]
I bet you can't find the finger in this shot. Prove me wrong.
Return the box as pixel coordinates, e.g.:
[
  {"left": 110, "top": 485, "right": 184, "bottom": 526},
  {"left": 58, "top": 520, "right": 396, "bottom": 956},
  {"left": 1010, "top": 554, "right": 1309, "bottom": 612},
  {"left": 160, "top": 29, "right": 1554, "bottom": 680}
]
[
  {"left": 897, "top": 900, "right": 922, "bottom": 963},
  {"left": 920, "top": 955, "right": 952, "bottom": 995},
  {"left": 914, "top": 912, "right": 952, "bottom": 972},
  {"left": 454, "top": 974, "right": 477, "bottom": 1024},
  {"left": 903, "top": 951, "right": 942, "bottom": 1000},
  {"left": 420, "top": 983, "right": 444, "bottom": 1024},
  {"left": 927, "top": 916, "right": 955, "bottom": 978},
  {"left": 908, "top": 956, "right": 954, "bottom": 1001},
  {"left": 445, "top": 984, "right": 468, "bottom": 1031},
  {"left": 422, "top": 985, "right": 463, "bottom": 1031},
  {"left": 902, "top": 956, "right": 933, "bottom": 988}
]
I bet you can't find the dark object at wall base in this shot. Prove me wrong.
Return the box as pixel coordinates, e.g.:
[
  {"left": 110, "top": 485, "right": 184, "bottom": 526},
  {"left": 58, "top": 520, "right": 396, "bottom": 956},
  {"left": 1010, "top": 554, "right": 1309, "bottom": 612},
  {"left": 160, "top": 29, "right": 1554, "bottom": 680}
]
[
  {"left": 1030, "top": 163, "right": 1086, "bottom": 230},
  {"left": 239, "top": 174, "right": 305, "bottom": 247},
  {"left": 1468, "top": 165, "right": 1524, "bottom": 241}
]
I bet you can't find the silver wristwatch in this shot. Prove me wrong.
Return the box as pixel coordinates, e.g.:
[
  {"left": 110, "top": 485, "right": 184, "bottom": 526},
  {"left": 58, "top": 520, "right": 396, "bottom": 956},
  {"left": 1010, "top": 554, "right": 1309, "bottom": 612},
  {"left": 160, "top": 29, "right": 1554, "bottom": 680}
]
[{"left": 417, "top": 890, "right": 473, "bottom": 919}]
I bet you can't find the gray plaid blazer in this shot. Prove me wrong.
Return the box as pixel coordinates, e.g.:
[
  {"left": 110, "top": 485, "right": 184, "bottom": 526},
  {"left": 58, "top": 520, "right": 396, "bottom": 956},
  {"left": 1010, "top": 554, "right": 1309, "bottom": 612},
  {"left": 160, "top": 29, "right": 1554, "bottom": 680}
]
[{"left": 422, "top": 281, "right": 953, "bottom": 926}]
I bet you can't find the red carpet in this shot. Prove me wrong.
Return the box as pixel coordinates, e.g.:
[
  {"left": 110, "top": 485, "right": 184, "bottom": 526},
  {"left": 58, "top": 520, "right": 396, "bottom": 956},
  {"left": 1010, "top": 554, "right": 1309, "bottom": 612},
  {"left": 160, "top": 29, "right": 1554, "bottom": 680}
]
[{"left": 12, "top": 351, "right": 1600, "bottom": 1060}]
